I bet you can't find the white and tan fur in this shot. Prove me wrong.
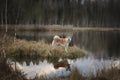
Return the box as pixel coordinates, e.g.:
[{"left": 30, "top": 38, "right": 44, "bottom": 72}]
[{"left": 52, "top": 35, "right": 71, "bottom": 52}]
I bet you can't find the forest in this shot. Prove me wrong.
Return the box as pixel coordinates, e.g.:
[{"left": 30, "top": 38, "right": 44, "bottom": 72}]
[{"left": 0, "top": 0, "right": 120, "bottom": 27}]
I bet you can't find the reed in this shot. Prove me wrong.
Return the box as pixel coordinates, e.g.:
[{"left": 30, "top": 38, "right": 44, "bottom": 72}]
[
  {"left": 33, "top": 68, "right": 120, "bottom": 80},
  {"left": 0, "top": 57, "right": 26, "bottom": 80}
]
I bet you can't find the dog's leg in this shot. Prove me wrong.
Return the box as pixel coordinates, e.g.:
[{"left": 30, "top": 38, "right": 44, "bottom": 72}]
[
  {"left": 52, "top": 41, "right": 56, "bottom": 49},
  {"left": 52, "top": 40, "right": 54, "bottom": 46},
  {"left": 65, "top": 46, "right": 68, "bottom": 53},
  {"left": 66, "top": 63, "right": 71, "bottom": 71}
]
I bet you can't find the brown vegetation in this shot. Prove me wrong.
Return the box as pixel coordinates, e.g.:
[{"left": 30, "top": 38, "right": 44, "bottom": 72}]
[
  {"left": 33, "top": 68, "right": 120, "bottom": 80},
  {"left": 5, "top": 37, "right": 87, "bottom": 62}
]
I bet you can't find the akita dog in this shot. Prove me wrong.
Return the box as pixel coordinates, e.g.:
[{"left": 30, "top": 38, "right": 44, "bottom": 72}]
[{"left": 52, "top": 35, "right": 71, "bottom": 52}]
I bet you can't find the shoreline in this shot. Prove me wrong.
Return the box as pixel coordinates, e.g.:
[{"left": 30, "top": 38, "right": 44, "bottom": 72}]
[{"left": 0, "top": 25, "right": 120, "bottom": 31}]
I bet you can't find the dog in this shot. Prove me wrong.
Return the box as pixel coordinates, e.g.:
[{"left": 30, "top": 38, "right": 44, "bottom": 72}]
[{"left": 52, "top": 35, "right": 71, "bottom": 52}]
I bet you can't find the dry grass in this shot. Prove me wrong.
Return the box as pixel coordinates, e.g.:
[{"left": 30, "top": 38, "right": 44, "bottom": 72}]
[
  {"left": 5, "top": 37, "right": 87, "bottom": 61},
  {"left": 0, "top": 57, "right": 120, "bottom": 80},
  {"left": 33, "top": 68, "right": 120, "bottom": 80},
  {"left": 0, "top": 59, "right": 120, "bottom": 80},
  {"left": 0, "top": 58, "right": 26, "bottom": 80},
  {"left": 36, "top": 68, "right": 85, "bottom": 80}
]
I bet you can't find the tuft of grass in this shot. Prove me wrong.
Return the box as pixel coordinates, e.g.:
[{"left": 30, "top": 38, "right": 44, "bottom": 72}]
[
  {"left": 0, "top": 57, "right": 26, "bottom": 80},
  {"left": 34, "top": 68, "right": 86, "bottom": 80},
  {"left": 94, "top": 68, "right": 120, "bottom": 80},
  {"left": 5, "top": 37, "right": 87, "bottom": 61},
  {"left": 32, "top": 67, "right": 120, "bottom": 80}
]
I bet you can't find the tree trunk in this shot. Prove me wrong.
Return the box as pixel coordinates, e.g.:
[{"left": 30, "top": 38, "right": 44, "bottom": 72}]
[{"left": 5, "top": 0, "right": 7, "bottom": 33}]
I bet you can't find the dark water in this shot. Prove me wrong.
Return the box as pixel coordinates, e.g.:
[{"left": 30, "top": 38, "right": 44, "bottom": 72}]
[{"left": 5, "top": 30, "right": 120, "bottom": 59}]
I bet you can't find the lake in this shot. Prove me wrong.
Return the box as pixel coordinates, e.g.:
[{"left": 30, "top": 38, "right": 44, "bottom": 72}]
[{"left": 1, "top": 29, "right": 120, "bottom": 79}]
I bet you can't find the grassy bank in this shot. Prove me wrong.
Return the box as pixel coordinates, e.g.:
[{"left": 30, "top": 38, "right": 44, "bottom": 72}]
[
  {"left": 4, "top": 37, "right": 87, "bottom": 62},
  {"left": 0, "top": 25, "right": 73, "bottom": 31}
]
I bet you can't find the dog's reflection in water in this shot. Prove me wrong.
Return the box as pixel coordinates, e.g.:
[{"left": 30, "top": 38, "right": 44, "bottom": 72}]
[{"left": 53, "top": 60, "right": 71, "bottom": 71}]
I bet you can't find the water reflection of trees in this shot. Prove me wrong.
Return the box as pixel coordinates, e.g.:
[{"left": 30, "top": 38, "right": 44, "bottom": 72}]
[{"left": 73, "top": 31, "right": 120, "bottom": 58}]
